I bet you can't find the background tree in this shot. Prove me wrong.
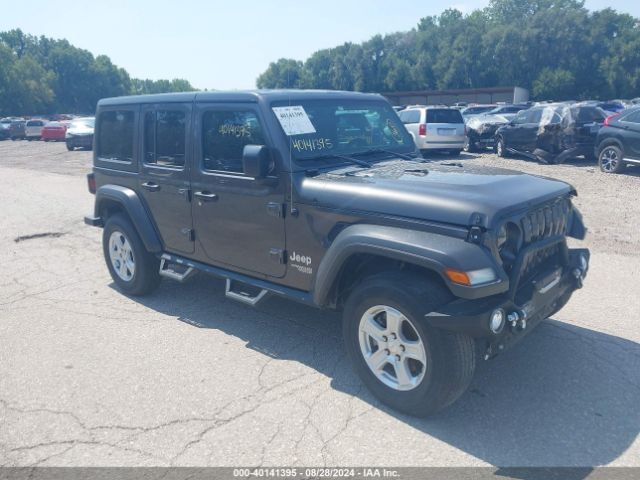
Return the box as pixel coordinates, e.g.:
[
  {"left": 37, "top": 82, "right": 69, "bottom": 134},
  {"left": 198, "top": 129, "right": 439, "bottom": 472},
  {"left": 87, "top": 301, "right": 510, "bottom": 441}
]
[{"left": 256, "top": 0, "right": 640, "bottom": 102}]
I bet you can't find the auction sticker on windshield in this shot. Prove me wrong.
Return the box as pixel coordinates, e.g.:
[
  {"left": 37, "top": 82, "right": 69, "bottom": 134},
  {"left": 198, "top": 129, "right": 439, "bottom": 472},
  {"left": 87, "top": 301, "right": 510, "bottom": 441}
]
[{"left": 272, "top": 106, "right": 316, "bottom": 136}]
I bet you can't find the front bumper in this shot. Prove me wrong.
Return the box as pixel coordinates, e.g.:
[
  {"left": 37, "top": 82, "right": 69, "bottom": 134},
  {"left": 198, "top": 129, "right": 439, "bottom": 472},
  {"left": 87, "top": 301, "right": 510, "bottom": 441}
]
[
  {"left": 426, "top": 247, "right": 589, "bottom": 358},
  {"left": 67, "top": 134, "right": 93, "bottom": 147}
]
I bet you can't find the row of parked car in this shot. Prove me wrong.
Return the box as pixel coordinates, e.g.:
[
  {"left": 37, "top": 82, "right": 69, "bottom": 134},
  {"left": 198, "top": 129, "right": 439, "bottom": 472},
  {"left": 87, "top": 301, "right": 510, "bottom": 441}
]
[
  {"left": 395, "top": 101, "right": 640, "bottom": 175},
  {"left": 0, "top": 116, "right": 94, "bottom": 150}
]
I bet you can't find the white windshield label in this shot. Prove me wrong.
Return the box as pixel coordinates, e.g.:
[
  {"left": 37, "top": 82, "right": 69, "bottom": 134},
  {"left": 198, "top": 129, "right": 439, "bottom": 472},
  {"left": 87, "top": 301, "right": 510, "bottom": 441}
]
[{"left": 272, "top": 106, "right": 316, "bottom": 136}]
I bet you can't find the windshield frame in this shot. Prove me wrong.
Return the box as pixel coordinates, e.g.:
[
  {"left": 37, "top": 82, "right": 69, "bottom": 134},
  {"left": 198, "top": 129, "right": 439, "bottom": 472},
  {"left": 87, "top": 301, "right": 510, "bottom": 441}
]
[{"left": 269, "top": 98, "right": 417, "bottom": 168}]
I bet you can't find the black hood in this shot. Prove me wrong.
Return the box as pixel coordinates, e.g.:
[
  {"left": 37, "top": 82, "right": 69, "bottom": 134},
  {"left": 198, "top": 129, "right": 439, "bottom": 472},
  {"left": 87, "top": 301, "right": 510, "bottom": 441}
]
[{"left": 297, "top": 160, "right": 573, "bottom": 229}]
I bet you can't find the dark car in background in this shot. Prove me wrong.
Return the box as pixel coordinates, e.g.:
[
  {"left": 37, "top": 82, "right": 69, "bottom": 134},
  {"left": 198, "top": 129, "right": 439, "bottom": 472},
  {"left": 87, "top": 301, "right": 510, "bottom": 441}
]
[
  {"left": 65, "top": 117, "right": 95, "bottom": 150},
  {"left": 495, "top": 103, "right": 607, "bottom": 163},
  {"left": 595, "top": 107, "right": 640, "bottom": 173},
  {"left": 464, "top": 114, "right": 510, "bottom": 152},
  {"left": 9, "top": 119, "right": 26, "bottom": 140},
  {"left": 0, "top": 118, "right": 11, "bottom": 140}
]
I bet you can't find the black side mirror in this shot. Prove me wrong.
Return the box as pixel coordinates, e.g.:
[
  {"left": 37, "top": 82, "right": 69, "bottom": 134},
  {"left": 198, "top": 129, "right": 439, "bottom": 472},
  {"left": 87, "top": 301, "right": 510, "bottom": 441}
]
[{"left": 242, "top": 145, "right": 271, "bottom": 179}]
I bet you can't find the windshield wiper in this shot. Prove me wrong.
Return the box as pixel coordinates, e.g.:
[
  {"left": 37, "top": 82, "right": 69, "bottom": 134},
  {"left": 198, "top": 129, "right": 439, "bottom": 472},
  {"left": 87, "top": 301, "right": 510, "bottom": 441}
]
[
  {"left": 304, "top": 153, "right": 372, "bottom": 168},
  {"left": 352, "top": 148, "right": 418, "bottom": 161}
]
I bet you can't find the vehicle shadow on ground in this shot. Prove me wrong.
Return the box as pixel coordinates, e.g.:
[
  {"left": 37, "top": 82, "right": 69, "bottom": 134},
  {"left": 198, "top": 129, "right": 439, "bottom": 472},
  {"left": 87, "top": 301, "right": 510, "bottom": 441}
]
[{"left": 129, "top": 275, "right": 640, "bottom": 468}]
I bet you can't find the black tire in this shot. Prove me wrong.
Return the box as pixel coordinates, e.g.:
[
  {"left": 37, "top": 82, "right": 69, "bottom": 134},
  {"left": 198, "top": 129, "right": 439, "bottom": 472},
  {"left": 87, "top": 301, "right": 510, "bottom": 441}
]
[
  {"left": 102, "top": 213, "right": 161, "bottom": 296},
  {"left": 463, "top": 137, "right": 477, "bottom": 153},
  {"left": 66, "top": 142, "right": 74, "bottom": 151},
  {"left": 495, "top": 136, "right": 507, "bottom": 157},
  {"left": 598, "top": 144, "right": 626, "bottom": 174},
  {"left": 343, "top": 272, "right": 476, "bottom": 417},
  {"left": 449, "top": 149, "right": 462, "bottom": 156}
]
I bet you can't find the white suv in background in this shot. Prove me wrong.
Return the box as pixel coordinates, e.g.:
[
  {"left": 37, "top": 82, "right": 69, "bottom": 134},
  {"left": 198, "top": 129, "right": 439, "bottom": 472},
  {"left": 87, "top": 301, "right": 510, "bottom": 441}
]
[
  {"left": 25, "top": 119, "right": 46, "bottom": 140},
  {"left": 398, "top": 106, "right": 466, "bottom": 156}
]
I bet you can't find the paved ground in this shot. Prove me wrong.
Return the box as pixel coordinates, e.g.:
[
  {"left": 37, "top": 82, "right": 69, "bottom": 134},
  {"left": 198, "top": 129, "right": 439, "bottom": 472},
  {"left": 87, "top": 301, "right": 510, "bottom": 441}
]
[{"left": 1, "top": 140, "right": 639, "bottom": 467}]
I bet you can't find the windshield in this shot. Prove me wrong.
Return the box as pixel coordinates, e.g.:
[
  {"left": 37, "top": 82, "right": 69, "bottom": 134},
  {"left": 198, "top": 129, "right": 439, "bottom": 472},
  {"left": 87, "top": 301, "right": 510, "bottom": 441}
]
[
  {"left": 271, "top": 100, "right": 414, "bottom": 161},
  {"left": 72, "top": 118, "right": 95, "bottom": 128}
]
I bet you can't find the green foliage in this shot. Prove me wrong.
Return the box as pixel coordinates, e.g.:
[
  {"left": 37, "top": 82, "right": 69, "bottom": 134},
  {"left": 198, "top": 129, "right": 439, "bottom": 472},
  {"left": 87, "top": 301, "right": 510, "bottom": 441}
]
[
  {"left": 0, "top": 29, "right": 196, "bottom": 116},
  {"left": 256, "top": 0, "right": 640, "bottom": 101}
]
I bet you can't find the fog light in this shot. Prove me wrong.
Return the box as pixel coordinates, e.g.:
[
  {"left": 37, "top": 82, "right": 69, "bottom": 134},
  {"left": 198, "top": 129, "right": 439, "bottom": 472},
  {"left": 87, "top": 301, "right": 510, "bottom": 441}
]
[{"left": 489, "top": 309, "right": 505, "bottom": 334}]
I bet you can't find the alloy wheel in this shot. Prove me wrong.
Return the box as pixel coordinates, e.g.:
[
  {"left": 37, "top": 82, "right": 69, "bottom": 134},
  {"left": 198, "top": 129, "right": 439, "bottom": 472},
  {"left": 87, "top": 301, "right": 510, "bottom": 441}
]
[
  {"left": 108, "top": 231, "right": 136, "bottom": 281},
  {"left": 358, "top": 305, "right": 427, "bottom": 391}
]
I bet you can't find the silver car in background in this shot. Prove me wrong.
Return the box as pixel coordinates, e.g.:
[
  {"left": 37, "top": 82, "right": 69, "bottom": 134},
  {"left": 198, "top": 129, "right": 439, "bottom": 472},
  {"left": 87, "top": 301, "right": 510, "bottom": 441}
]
[
  {"left": 65, "top": 117, "right": 95, "bottom": 151},
  {"left": 398, "top": 106, "right": 466, "bottom": 155}
]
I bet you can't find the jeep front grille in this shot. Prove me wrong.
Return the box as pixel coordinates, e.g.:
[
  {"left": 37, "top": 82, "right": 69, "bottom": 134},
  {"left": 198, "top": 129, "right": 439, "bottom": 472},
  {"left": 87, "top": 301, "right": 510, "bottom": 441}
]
[{"left": 521, "top": 197, "right": 572, "bottom": 245}]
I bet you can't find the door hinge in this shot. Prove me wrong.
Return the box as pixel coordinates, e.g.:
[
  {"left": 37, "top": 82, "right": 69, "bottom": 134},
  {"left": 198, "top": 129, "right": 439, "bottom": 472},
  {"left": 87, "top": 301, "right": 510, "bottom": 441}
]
[
  {"left": 182, "top": 228, "right": 195, "bottom": 241},
  {"left": 266, "top": 202, "right": 285, "bottom": 218},
  {"left": 269, "top": 248, "right": 286, "bottom": 264}
]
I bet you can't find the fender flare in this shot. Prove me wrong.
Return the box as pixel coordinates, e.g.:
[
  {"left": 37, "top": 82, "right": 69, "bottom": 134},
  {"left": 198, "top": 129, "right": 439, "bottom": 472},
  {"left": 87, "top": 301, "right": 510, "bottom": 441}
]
[
  {"left": 312, "top": 224, "right": 508, "bottom": 306},
  {"left": 596, "top": 137, "right": 624, "bottom": 155},
  {"left": 95, "top": 185, "right": 163, "bottom": 253}
]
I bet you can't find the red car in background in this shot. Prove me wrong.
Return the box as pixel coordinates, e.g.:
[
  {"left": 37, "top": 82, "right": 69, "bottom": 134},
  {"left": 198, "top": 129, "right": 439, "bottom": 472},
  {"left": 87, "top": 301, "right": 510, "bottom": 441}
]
[{"left": 41, "top": 121, "right": 67, "bottom": 141}]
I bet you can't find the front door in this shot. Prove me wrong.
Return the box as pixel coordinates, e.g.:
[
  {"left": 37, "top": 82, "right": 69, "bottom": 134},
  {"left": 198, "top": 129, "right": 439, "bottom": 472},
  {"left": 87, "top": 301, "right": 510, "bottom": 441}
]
[
  {"left": 137, "top": 103, "right": 194, "bottom": 254},
  {"left": 190, "top": 103, "right": 286, "bottom": 278}
]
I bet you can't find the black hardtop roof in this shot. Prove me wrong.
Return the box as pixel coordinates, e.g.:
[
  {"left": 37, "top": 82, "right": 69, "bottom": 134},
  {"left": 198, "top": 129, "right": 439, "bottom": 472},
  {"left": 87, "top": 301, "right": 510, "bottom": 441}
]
[{"left": 97, "top": 89, "right": 384, "bottom": 107}]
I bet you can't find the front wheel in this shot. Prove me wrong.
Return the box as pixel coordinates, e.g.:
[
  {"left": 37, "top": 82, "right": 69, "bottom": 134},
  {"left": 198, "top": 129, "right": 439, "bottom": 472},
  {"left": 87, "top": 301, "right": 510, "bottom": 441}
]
[
  {"left": 103, "top": 213, "right": 161, "bottom": 296},
  {"left": 66, "top": 142, "right": 74, "bottom": 151},
  {"left": 495, "top": 137, "right": 507, "bottom": 157},
  {"left": 599, "top": 145, "right": 625, "bottom": 174},
  {"left": 343, "top": 272, "right": 475, "bottom": 417}
]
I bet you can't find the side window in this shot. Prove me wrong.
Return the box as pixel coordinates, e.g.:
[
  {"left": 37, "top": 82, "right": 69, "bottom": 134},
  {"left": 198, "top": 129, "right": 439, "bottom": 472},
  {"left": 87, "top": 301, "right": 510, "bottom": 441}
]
[
  {"left": 527, "top": 109, "right": 544, "bottom": 124},
  {"left": 512, "top": 111, "right": 528, "bottom": 124},
  {"left": 202, "top": 110, "right": 265, "bottom": 173},
  {"left": 97, "top": 110, "right": 134, "bottom": 163},
  {"left": 144, "top": 110, "right": 186, "bottom": 168}
]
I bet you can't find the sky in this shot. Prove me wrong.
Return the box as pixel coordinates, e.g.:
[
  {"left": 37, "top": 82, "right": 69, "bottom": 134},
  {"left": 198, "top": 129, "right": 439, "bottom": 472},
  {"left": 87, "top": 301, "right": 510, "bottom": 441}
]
[{"left": 1, "top": 0, "right": 638, "bottom": 90}]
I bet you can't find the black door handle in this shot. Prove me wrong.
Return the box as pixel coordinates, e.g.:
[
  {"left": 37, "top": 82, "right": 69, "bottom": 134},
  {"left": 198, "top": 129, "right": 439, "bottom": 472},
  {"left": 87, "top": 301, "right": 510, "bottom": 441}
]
[
  {"left": 141, "top": 181, "right": 160, "bottom": 192},
  {"left": 194, "top": 191, "right": 218, "bottom": 202}
]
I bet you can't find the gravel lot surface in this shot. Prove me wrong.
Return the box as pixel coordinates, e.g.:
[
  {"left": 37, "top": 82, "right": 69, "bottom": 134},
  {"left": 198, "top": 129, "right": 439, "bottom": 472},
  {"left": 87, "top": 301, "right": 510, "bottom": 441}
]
[{"left": 1, "top": 140, "right": 639, "bottom": 467}]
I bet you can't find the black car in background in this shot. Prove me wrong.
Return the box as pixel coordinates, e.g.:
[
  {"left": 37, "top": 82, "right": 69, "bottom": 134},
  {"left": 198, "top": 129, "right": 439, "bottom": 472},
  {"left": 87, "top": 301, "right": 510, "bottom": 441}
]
[
  {"left": 9, "top": 119, "right": 26, "bottom": 140},
  {"left": 495, "top": 104, "right": 607, "bottom": 163},
  {"left": 0, "top": 118, "right": 11, "bottom": 140},
  {"left": 595, "top": 107, "right": 640, "bottom": 173}
]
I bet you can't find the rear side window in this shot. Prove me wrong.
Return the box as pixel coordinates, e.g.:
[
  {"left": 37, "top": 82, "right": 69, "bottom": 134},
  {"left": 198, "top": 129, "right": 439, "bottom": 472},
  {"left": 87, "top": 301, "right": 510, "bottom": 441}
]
[
  {"left": 97, "top": 110, "right": 134, "bottom": 163},
  {"left": 426, "top": 109, "right": 463, "bottom": 124},
  {"left": 574, "top": 107, "right": 607, "bottom": 123},
  {"left": 202, "top": 110, "right": 265, "bottom": 173},
  {"left": 144, "top": 110, "right": 186, "bottom": 168},
  {"left": 622, "top": 110, "right": 640, "bottom": 124},
  {"left": 399, "top": 110, "right": 421, "bottom": 124}
]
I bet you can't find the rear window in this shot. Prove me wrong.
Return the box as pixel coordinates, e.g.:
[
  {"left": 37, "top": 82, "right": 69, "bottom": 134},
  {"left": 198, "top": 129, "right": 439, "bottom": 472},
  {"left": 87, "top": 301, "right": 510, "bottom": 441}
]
[
  {"left": 26, "top": 120, "right": 44, "bottom": 127},
  {"left": 426, "top": 109, "right": 463, "bottom": 124},
  {"left": 97, "top": 110, "right": 134, "bottom": 163}
]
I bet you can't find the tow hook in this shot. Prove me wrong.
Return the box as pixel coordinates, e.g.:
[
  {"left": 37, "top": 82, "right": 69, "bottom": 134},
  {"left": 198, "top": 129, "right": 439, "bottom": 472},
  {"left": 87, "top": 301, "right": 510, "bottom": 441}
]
[
  {"left": 507, "top": 311, "right": 527, "bottom": 332},
  {"left": 573, "top": 268, "right": 583, "bottom": 289},
  {"left": 573, "top": 252, "right": 589, "bottom": 289}
]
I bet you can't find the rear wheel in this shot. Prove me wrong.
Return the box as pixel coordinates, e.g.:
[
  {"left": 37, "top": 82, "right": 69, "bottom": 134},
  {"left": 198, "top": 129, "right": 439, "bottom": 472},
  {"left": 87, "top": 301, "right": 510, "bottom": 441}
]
[
  {"left": 449, "top": 149, "right": 462, "bottom": 156},
  {"left": 343, "top": 272, "right": 475, "bottom": 417},
  {"left": 599, "top": 145, "right": 625, "bottom": 173},
  {"left": 103, "top": 213, "right": 161, "bottom": 296},
  {"left": 66, "top": 142, "right": 74, "bottom": 151}
]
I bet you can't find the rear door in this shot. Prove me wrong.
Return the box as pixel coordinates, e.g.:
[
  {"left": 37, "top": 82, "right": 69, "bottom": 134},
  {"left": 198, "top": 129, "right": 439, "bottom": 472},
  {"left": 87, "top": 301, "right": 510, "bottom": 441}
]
[
  {"left": 425, "top": 109, "right": 465, "bottom": 143},
  {"left": 137, "top": 103, "right": 194, "bottom": 254},
  {"left": 190, "top": 103, "right": 287, "bottom": 278}
]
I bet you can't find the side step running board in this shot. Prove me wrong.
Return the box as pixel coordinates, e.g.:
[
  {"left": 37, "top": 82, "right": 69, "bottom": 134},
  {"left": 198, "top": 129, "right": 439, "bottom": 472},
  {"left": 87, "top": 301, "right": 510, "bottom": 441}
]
[
  {"left": 159, "top": 255, "right": 197, "bottom": 282},
  {"left": 225, "top": 279, "right": 268, "bottom": 306}
]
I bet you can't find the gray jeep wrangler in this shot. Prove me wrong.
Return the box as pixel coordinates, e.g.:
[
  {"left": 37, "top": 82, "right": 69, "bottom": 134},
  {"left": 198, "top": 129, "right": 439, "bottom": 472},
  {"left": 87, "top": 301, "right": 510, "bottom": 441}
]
[{"left": 85, "top": 90, "right": 589, "bottom": 416}]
